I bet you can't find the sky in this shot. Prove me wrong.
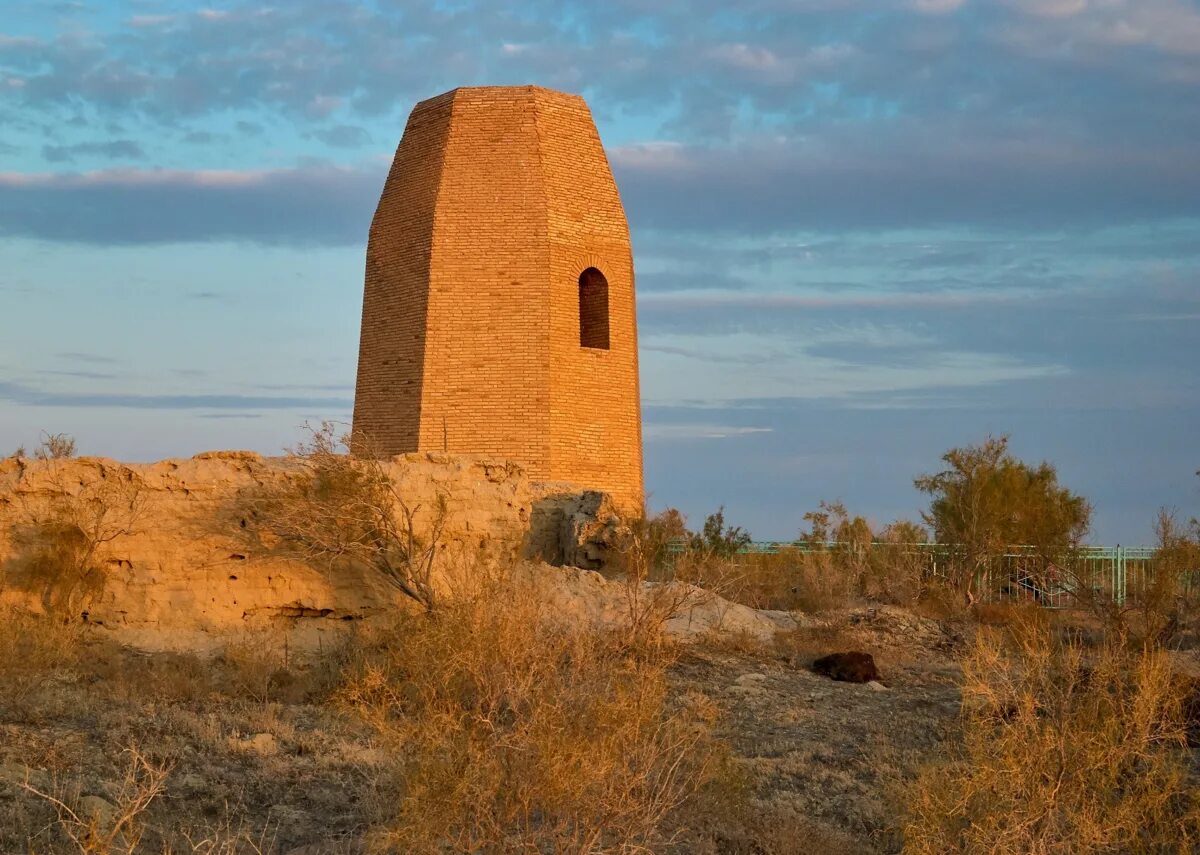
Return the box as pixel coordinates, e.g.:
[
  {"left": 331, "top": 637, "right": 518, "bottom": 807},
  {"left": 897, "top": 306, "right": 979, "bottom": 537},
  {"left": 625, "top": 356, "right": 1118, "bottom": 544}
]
[{"left": 1, "top": 0, "right": 1197, "bottom": 545}]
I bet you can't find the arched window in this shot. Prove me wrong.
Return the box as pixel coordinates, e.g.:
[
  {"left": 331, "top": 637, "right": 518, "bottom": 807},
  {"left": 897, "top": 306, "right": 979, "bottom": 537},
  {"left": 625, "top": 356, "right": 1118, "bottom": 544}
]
[{"left": 578, "top": 267, "right": 610, "bottom": 350}]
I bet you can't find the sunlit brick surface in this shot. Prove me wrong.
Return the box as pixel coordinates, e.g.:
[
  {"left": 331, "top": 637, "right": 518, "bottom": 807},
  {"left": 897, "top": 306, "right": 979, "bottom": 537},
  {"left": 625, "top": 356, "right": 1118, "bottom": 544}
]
[{"left": 353, "top": 86, "right": 644, "bottom": 512}]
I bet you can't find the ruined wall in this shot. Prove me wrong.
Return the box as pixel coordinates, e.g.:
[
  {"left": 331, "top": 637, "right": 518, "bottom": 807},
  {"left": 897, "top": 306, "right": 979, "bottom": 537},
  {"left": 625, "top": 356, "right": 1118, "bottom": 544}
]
[
  {"left": 352, "top": 85, "right": 644, "bottom": 514},
  {"left": 0, "top": 452, "right": 534, "bottom": 652}
]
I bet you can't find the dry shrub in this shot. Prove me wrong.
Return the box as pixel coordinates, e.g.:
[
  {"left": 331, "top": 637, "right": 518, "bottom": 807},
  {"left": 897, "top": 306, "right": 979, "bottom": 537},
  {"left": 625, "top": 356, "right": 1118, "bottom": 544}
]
[
  {"left": 677, "top": 544, "right": 936, "bottom": 615},
  {"left": 1065, "top": 510, "right": 1200, "bottom": 650},
  {"left": 668, "top": 503, "right": 935, "bottom": 614},
  {"left": 903, "top": 615, "right": 1200, "bottom": 854},
  {"left": 36, "top": 431, "right": 78, "bottom": 460},
  {"left": 249, "top": 422, "right": 446, "bottom": 611},
  {"left": 971, "top": 599, "right": 1050, "bottom": 629},
  {"left": 173, "top": 822, "right": 277, "bottom": 855},
  {"left": 215, "top": 630, "right": 295, "bottom": 704},
  {"left": 8, "top": 461, "right": 144, "bottom": 618},
  {"left": 0, "top": 605, "right": 83, "bottom": 710},
  {"left": 336, "top": 570, "right": 723, "bottom": 853},
  {"left": 667, "top": 545, "right": 841, "bottom": 613},
  {"left": 612, "top": 517, "right": 709, "bottom": 649},
  {"left": 22, "top": 748, "right": 172, "bottom": 855}
]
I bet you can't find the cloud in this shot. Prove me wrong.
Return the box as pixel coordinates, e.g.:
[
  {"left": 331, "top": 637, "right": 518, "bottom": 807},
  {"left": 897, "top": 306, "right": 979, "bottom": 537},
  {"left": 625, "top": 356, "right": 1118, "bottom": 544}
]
[
  {"left": 0, "top": 0, "right": 1196, "bottom": 239},
  {"left": 911, "top": 0, "right": 966, "bottom": 12},
  {"left": 639, "top": 327, "right": 1071, "bottom": 406},
  {"left": 41, "top": 139, "right": 145, "bottom": 163},
  {"left": 643, "top": 423, "right": 773, "bottom": 440},
  {"left": 37, "top": 369, "right": 118, "bottom": 380},
  {"left": 0, "top": 165, "right": 382, "bottom": 245},
  {"left": 310, "top": 124, "right": 372, "bottom": 148},
  {"left": 55, "top": 351, "right": 118, "bottom": 364},
  {"left": 6, "top": 132, "right": 1196, "bottom": 246},
  {"left": 0, "top": 379, "right": 352, "bottom": 411},
  {"left": 639, "top": 289, "right": 1023, "bottom": 311},
  {"left": 611, "top": 134, "right": 1200, "bottom": 232}
]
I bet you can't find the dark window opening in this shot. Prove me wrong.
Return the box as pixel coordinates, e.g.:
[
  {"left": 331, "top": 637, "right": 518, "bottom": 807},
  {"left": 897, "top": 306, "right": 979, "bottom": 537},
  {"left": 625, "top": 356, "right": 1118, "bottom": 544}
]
[{"left": 578, "top": 267, "right": 610, "bottom": 350}]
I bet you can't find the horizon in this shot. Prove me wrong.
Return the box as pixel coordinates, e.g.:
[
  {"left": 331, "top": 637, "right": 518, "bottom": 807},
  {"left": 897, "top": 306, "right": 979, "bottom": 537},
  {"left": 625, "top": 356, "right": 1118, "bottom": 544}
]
[{"left": 2, "top": 0, "right": 1198, "bottom": 543}]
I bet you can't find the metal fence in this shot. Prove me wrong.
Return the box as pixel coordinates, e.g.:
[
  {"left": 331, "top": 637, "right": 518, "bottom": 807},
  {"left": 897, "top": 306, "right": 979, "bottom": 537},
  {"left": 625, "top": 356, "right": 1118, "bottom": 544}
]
[{"left": 666, "top": 540, "right": 1196, "bottom": 608}]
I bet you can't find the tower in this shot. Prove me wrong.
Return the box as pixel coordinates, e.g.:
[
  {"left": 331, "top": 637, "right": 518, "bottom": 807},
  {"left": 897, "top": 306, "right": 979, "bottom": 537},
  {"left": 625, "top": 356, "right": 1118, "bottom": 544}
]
[{"left": 352, "top": 86, "right": 644, "bottom": 512}]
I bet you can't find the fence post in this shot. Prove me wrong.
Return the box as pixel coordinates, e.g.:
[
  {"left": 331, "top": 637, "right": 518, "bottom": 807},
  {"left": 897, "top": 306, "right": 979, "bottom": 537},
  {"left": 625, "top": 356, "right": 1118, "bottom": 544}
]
[{"left": 1116, "top": 545, "right": 1126, "bottom": 607}]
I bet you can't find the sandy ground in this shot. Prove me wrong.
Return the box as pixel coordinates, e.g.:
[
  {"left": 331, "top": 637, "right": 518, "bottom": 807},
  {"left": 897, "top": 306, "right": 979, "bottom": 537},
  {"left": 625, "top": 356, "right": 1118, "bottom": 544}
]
[
  {"left": 0, "top": 607, "right": 986, "bottom": 854},
  {"left": 673, "top": 607, "right": 966, "bottom": 854}
]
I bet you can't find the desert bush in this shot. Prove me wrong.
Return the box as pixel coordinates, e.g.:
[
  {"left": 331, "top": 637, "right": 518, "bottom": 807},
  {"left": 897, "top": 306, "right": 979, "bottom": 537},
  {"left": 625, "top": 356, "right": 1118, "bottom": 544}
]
[
  {"left": 9, "top": 462, "right": 144, "bottom": 617},
  {"left": 903, "top": 617, "right": 1200, "bottom": 854},
  {"left": 36, "top": 431, "right": 78, "bottom": 460},
  {"left": 250, "top": 422, "right": 447, "bottom": 610},
  {"left": 21, "top": 748, "right": 172, "bottom": 855},
  {"left": 797, "top": 502, "right": 932, "bottom": 607},
  {"left": 0, "top": 606, "right": 83, "bottom": 711},
  {"left": 915, "top": 435, "right": 1091, "bottom": 605},
  {"left": 1145, "top": 508, "right": 1200, "bottom": 645},
  {"left": 9, "top": 432, "right": 78, "bottom": 460},
  {"left": 1065, "top": 508, "right": 1200, "bottom": 649},
  {"left": 610, "top": 514, "right": 709, "bottom": 649},
  {"left": 335, "top": 569, "right": 724, "bottom": 852},
  {"left": 665, "top": 505, "right": 937, "bottom": 614}
]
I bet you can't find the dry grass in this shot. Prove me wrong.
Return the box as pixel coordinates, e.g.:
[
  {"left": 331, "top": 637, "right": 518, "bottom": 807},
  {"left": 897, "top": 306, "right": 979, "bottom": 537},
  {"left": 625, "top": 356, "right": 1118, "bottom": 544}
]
[
  {"left": 6, "top": 460, "right": 144, "bottom": 619},
  {"left": 335, "top": 569, "right": 725, "bottom": 853},
  {"left": 902, "top": 613, "right": 1200, "bottom": 854},
  {"left": 1079, "top": 509, "right": 1200, "bottom": 650},
  {"left": 20, "top": 748, "right": 172, "bottom": 855},
  {"left": 0, "top": 605, "right": 83, "bottom": 712},
  {"left": 248, "top": 422, "right": 447, "bottom": 611},
  {"left": 668, "top": 540, "right": 943, "bottom": 615}
]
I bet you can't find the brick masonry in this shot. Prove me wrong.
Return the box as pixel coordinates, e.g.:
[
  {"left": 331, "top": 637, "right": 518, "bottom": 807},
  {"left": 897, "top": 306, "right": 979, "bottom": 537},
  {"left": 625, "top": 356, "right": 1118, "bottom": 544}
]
[{"left": 352, "top": 86, "right": 644, "bottom": 513}]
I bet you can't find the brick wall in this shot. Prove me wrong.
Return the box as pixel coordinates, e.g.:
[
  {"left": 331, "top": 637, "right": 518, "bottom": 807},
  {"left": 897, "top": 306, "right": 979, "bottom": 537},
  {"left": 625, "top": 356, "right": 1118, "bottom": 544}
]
[{"left": 353, "top": 86, "right": 644, "bottom": 513}]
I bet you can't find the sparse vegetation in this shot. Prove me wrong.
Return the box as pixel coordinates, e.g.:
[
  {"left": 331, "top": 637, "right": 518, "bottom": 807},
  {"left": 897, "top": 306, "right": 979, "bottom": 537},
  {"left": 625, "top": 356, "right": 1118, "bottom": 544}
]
[
  {"left": 903, "top": 616, "right": 1200, "bottom": 854},
  {"left": 664, "top": 500, "right": 937, "bottom": 613},
  {"left": 689, "top": 506, "right": 752, "bottom": 558},
  {"left": 915, "top": 435, "right": 1092, "bottom": 604},
  {"left": 9, "top": 460, "right": 144, "bottom": 618},
  {"left": 250, "top": 422, "right": 447, "bottom": 610},
  {"left": 8, "top": 431, "right": 79, "bottom": 461},
  {"left": 2, "top": 434, "right": 1197, "bottom": 853},
  {"left": 337, "top": 569, "right": 723, "bottom": 853},
  {"left": 37, "top": 431, "right": 78, "bottom": 461},
  {"left": 21, "top": 748, "right": 173, "bottom": 855}
]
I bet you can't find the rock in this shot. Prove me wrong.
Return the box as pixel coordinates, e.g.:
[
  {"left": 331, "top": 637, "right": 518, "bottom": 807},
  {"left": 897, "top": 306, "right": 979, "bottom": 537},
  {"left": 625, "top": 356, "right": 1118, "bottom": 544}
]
[
  {"left": 0, "top": 762, "right": 49, "bottom": 791},
  {"left": 734, "top": 672, "right": 768, "bottom": 686},
  {"left": 229, "top": 732, "right": 278, "bottom": 755},
  {"left": 518, "top": 563, "right": 797, "bottom": 645},
  {"left": 0, "top": 454, "right": 805, "bottom": 655},
  {"left": 78, "top": 794, "right": 117, "bottom": 830},
  {"left": 177, "top": 772, "right": 207, "bottom": 793},
  {"left": 527, "top": 489, "right": 625, "bottom": 568},
  {"left": 811, "top": 651, "right": 880, "bottom": 684}
]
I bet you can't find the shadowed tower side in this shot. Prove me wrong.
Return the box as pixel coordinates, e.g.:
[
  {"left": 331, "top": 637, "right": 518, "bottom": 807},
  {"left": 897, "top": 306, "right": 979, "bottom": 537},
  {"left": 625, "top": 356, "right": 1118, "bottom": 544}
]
[{"left": 353, "top": 92, "right": 454, "bottom": 453}]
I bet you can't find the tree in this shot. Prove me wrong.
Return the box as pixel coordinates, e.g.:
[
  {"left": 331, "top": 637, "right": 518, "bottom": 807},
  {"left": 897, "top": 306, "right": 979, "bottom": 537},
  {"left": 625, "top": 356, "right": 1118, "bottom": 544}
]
[
  {"left": 689, "top": 506, "right": 751, "bottom": 558},
  {"left": 914, "top": 435, "right": 1091, "bottom": 603}
]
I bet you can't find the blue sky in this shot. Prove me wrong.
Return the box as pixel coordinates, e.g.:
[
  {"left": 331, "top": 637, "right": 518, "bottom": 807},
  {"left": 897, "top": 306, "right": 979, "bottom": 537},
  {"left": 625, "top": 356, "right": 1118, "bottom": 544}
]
[{"left": 1, "top": 0, "right": 1197, "bottom": 544}]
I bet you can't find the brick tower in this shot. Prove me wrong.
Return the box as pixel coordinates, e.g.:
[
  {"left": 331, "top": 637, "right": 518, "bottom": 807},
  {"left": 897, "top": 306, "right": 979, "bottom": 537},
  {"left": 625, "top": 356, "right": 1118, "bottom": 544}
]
[{"left": 352, "top": 86, "right": 644, "bottom": 512}]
